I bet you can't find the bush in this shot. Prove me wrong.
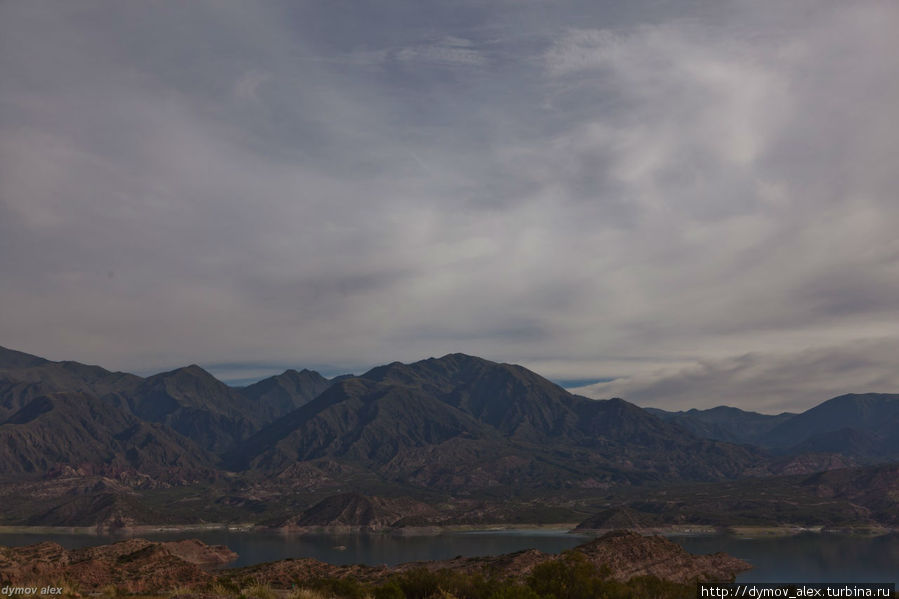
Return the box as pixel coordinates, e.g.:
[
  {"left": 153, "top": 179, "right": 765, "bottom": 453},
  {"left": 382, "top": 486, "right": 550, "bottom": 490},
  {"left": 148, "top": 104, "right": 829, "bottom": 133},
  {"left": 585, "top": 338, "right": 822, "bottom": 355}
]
[
  {"left": 598, "top": 576, "right": 692, "bottom": 599},
  {"left": 287, "top": 589, "right": 333, "bottom": 599},
  {"left": 306, "top": 577, "right": 368, "bottom": 599},
  {"left": 372, "top": 581, "right": 406, "bottom": 599},
  {"left": 240, "top": 583, "right": 276, "bottom": 599},
  {"left": 387, "top": 568, "right": 510, "bottom": 599},
  {"left": 486, "top": 583, "right": 540, "bottom": 599},
  {"left": 526, "top": 552, "right": 606, "bottom": 599}
]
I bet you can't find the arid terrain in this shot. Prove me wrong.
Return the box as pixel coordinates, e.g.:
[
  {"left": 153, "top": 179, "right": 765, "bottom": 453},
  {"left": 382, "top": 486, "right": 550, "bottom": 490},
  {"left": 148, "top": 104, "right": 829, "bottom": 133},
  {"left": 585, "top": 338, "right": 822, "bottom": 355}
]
[{"left": 0, "top": 531, "right": 749, "bottom": 596}]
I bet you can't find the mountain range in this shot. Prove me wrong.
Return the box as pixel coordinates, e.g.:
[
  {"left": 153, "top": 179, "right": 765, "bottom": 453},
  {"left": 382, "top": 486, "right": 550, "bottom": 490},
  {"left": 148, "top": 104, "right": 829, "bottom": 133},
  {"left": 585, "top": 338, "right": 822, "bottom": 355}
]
[
  {"left": 648, "top": 394, "right": 899, "bottom": 460},
  {"left": 2, "top": 344, "right": 899, "bottom": 527}
]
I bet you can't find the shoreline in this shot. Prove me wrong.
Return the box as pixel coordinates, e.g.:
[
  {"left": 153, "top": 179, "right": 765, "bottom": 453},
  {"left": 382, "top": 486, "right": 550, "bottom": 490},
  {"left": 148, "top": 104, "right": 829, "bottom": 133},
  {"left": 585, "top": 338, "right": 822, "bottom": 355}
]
[
  {"left": 0, "top": 522, "right": 893, "bottom": 539},
  {"left": 0, "top": 522, "right": 582, "bottom": 537},
  {"left": 0, "top": 523, "right": 257, "bottom": 535}
]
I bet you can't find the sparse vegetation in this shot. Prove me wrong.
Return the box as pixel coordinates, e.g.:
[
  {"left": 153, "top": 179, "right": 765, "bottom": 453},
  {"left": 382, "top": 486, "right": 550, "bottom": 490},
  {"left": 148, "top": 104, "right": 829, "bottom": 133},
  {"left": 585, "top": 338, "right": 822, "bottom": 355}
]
[
  {"left": 240, "top": 583, "right": 277, "bottom": 599},
  {"left": 49, "top": 579, "right": 80, "bottom": 598},
  {"left": 287, "top": 589, "right": 336, "bottom": 599},
  {"left": 281, "top": 559, "right": 694, "bottom": 599},
  {"left": 209, "top": 581, "right": 241, "bottom": 597}
]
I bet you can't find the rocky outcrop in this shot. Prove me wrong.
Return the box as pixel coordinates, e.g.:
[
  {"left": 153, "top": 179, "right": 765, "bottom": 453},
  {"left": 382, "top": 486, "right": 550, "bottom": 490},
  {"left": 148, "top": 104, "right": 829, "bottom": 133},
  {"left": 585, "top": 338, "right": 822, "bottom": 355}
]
[
  {"left": 574, "top": 530, "right": 750, "bottom": 583},
  {"left": 0, "top": 531, "right": 748, "bottom": 592},
  {"left": 0, "top": 539, "right": 236, "bottom": 592},
  {"left": 231, "top": 530, "right": 750, "bottom": 586}
]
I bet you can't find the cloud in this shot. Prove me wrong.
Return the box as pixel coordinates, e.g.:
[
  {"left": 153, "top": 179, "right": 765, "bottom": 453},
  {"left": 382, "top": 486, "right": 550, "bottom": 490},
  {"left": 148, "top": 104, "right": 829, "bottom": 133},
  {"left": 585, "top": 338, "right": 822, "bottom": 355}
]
[
  {"left": 573, "top": 338, "right": 899, "bottom": 413},
  {"left": 1, "top": 0, "right": 898, "bottom": 411},
  {"left": 394, "top": 36, "right": 487, "bottom": 67}
]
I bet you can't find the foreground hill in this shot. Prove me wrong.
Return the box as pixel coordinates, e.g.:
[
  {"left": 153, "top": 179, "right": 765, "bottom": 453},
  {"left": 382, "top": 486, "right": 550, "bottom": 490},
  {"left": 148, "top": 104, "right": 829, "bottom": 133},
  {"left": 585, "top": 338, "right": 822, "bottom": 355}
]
[{"left": 0, "top": 532, "right": 749, "bottom": 593}]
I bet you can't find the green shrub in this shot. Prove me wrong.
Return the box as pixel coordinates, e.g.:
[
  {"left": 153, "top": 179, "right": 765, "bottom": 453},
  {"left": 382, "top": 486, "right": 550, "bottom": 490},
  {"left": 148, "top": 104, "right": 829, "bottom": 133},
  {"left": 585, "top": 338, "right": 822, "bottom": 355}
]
[
  {"left": 486, "top": 583, "right": 540, "bottom": 599},
  {"left": 287, "top": 589, "right": 333, "bottom": 599},
  {"left": 387, "top": 568, "right": 508, "bottom": 599},
  {"left": 526, "top": 552, "right": 606, "bottom": 599},
  {"left": 599, "top": 575, "right": 692, "bottom": 599},
  {"left": 307, "top": 577, "right": 368, "bottom": 599},
  {"left": 372, "top": 581, "right": 406, "bottom": 599}
]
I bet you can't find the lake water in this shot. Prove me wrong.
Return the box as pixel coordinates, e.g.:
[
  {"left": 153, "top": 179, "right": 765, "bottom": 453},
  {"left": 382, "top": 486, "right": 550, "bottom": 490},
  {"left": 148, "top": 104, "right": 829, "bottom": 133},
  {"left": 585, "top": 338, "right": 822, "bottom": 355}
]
[
  {"left": 671, "top": 532, "right": 899, "bottom": 584},
  {"left": 1, "top": 530, "right": 896, "bottom": 584}
]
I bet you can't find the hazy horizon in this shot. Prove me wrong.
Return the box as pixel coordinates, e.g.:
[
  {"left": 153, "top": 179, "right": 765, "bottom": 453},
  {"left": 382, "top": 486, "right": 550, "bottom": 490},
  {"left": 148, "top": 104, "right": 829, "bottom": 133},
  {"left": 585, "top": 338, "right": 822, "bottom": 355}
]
[{"left": 2, "top": 1, "right": 898, "bottom": 412}]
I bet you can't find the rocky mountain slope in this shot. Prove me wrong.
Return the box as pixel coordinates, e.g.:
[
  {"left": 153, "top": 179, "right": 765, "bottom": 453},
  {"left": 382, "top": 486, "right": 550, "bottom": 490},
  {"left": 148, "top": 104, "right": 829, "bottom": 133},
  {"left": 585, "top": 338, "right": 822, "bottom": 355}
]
[
  {"left": 270, "top": 492, "right": 441, "bottom": 529},
  {"left": 2, "top": 344, "right": 898, "bottom": 528},
  {"left": 227, "top": 354, "right": 765, "bottom": 490},
  {"left": 575, "top": 462, "right": 899, "bottom": 530},
  {"left": 0, "top": 391, "right": 214, "bottom": 476},
  {"left": 646, "top": 406, "right": 795, "bottom": 444},
  {"left": 1, "top": 347, "right": 337, "bottom": 441},
  {"left": 0, "top": 538, "right": 236, "bottom": 592},
  {"left": 651, "top": 394, "right": 899, "bottom": 460}
]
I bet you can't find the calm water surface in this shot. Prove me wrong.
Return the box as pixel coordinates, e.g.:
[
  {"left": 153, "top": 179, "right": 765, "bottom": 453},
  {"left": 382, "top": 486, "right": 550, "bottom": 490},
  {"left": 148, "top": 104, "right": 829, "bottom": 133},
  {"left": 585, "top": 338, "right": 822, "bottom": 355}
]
[
  {"left": 1, "top": 530, "right": 896, "bottom": 584},
  {"left": 671, "top": 532, "right": 899, "bottom": 584}
]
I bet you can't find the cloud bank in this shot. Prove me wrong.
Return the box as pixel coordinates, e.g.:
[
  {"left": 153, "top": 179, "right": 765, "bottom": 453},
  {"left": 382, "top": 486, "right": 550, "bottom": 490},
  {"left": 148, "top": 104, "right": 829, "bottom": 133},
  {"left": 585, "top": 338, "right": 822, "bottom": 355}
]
[{"left": 1, "top": 1, "right": 897, "bottom": 410}]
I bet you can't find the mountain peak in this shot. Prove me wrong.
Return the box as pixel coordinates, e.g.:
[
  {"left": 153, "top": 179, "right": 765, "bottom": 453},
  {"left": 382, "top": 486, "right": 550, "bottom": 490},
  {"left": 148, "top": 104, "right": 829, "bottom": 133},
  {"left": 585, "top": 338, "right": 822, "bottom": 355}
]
[
  {"left": 0, "top": 346, "right": 51, "bottom": 370},
  {"left": 148, "top": 364, "right": 222, "bottom": 386},
  {"left": 183, "top": 364, "right": 214, "bottom": 377}
]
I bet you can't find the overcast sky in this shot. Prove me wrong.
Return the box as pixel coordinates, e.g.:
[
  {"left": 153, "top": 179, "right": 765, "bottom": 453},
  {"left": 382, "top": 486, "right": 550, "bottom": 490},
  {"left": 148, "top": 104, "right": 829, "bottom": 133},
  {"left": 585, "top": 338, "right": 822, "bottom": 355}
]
[{"left": 2, "top": 1, "right": 898, "bottom": 412}]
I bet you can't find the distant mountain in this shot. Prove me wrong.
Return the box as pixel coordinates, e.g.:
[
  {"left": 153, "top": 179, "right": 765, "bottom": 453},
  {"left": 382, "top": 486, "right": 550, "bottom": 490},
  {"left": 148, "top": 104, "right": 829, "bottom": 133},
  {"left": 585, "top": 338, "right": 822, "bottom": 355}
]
[
  {"left": 0, "top": 346, "right": 141, "bottom": 420},
  {"left": 760, "top": 393, "right": 899, "bottom": 459},
  {"left": 239, "top": 369, "right": 333, "bottom": 423},
  {"left": 648, "top": 395, "right": 899, "bottom": 462},
  {"left": 0, "top": 346, "right": 50, "bottom": 369},
  {"left": 229, "top": 354, "right": 765, "bottom": 489},
  {"left": 646, "top": 406, "right": 795, "bottom": 445},
  {"left": 227, "top": 376, "right": 501, "bottom": 480},
  {"left": 5, "top": 344, "right": 898, "bottom": 528},
  {"left": 0, "top": 346, "right": 337, "bottom": 454},
  {"left": 0, "top": 391, "right": 214, "bottom": 477},
  {"left": 115, "top": 365, "right": 258, "bottom": 453}
]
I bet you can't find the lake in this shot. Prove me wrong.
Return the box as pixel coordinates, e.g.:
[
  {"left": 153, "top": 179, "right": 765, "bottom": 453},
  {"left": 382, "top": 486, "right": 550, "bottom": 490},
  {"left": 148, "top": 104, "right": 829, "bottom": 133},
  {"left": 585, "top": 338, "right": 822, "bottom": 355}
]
[
  {"left": 1, "top": 529, "right": 896, "bottom": 584},
  {"left": 671, "top": 532, "right": 899, "bottom": 584}
]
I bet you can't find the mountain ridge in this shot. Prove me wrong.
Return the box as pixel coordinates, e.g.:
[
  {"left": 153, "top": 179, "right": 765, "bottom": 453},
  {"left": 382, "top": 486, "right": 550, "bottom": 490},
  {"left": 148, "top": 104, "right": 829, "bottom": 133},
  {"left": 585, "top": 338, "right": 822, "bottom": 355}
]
[
  {"left": 2, "top": 345, "right": 898, "bottom": 528},
  {"left": 226, "top": 353, "right": 767, "bottom": 489}
]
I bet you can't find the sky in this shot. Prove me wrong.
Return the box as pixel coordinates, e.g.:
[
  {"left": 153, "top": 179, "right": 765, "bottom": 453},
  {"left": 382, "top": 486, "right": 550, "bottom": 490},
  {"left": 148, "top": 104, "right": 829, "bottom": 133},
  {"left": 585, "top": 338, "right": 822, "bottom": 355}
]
[{"left": 2, "top": 1, "right": 898, "bottom": 412}]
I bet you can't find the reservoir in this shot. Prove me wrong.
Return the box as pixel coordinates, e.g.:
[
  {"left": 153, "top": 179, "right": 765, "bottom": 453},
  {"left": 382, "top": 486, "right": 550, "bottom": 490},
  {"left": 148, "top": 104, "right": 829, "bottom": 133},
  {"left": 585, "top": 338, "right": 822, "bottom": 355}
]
[{"left": 0, "top": 529, "right": 896, "bottom": 584}]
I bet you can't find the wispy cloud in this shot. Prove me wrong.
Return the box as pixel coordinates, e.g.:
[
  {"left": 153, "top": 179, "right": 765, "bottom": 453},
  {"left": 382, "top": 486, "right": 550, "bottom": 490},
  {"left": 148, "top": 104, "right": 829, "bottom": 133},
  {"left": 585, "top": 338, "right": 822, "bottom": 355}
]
[
  {"left": 1, "top": 1, "right": 898, "bottom": 408},
  {"left": 394, "top": 36, "right": 487, "bottom": 67},
  {"left": 573, "top": 339, "right": 899, "bottom": 413}
]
